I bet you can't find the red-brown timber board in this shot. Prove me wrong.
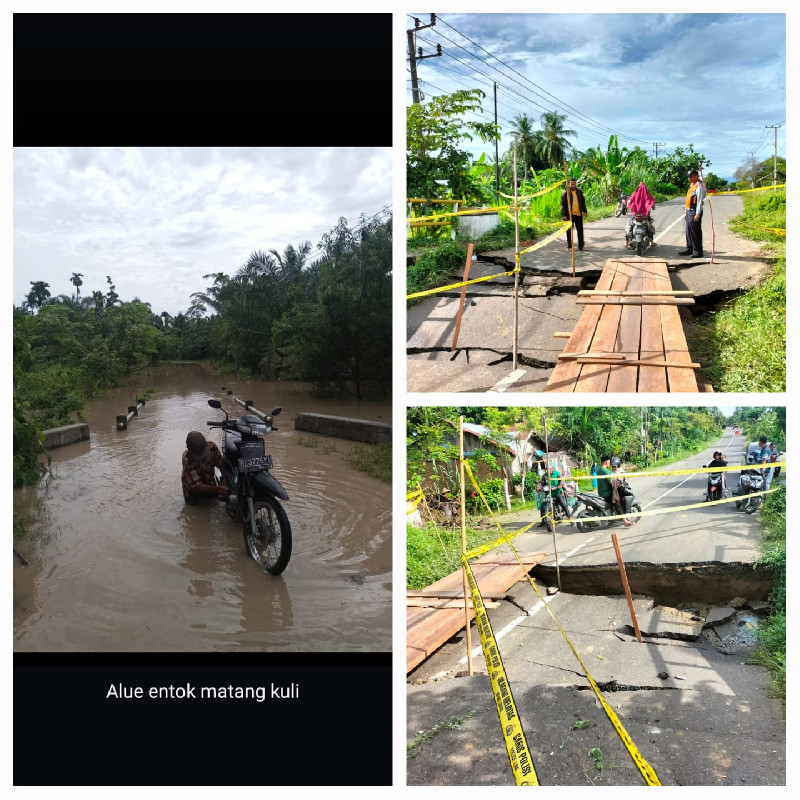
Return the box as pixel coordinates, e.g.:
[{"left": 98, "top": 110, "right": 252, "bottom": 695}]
[
  {"left": 406, "top": 551, "right": 545, "bottom": 673},
  {"left": 545, "top": 258, "right": 698, "bottom": 392}
]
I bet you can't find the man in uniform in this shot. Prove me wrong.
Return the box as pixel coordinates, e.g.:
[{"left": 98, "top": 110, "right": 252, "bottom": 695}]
[
  {"left": 182, "top": 430, "right": 228, "bottom": 505},
  {"left": 678, "top": 168, "right": 706, "bottom": 258}
]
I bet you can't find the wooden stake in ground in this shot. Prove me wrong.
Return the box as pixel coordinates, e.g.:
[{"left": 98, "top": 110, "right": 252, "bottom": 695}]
[
  {"left": 451, "top": 242, "right": 474, "bottom": 351},
  {"left": 611, "top": 532, "right": 643, "bottom": 642},
  {"left": 565, "top": 162, "right": 575, "bottom": 278},
  {"left": 513, "top": 136, "right": 520, "bottom": 371},
  {"left": 541, "top": 414, "right": 561, "bottom": 591},
  {"left": 459, "top": 417, "right": 474, "bottom": 675}
]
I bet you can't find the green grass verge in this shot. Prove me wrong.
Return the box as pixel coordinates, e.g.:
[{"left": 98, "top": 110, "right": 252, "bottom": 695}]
[
  {"left": 345, "top": 443, "right": 391, "bottom": 483},
  {"left": 748, "top": 481, "right": 785, "bottom": 702},
  {"left": 687, "top": 189, "right": 785, "bottom": 392}
]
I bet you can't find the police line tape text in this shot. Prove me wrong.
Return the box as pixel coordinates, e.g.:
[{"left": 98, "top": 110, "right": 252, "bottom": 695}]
[{"left": 106, "top": 683, "right": 299, "bottom": 702}]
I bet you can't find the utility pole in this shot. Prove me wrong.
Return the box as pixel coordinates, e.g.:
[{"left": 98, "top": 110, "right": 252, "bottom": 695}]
[
  {"left": 407, "top": 14, "right": 440, "bottom": 104},
  {"left": 494, "top": 81, "right": 500, "bottom": 200},
  {"left": 653, "top": 142, "right": 666, "bottom": 159},
  {"left": 765, "top": 124, "right": 781, "bottom": 186}
]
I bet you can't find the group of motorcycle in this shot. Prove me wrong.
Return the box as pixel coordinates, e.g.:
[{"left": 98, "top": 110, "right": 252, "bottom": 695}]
[{"left": 536, "top": 474, "right": 641, "bottom": 532}]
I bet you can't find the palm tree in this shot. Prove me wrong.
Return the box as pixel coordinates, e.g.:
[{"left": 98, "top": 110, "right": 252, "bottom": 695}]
[
  {"left": 509, "top": 114, "right": 540, "bottom": 182},
  {"left": 26, "top": 281, "right": 51, "bottom": 311},
  {"left": 70, "top": 272, "right": 84, "bottom": 301},
  {"left": 533, "top": 111, "right": 577, "bottom": 168}
]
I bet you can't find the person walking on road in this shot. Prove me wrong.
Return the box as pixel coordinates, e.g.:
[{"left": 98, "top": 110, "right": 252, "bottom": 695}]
[
  {"left": 561, "top": 177, "right": 588, "bottom": 251},
  {"left": 677, "top": 168, "right": 706, "bottom": 258}
]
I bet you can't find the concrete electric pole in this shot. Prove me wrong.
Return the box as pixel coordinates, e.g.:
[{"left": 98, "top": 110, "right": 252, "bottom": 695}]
[
  {"left": 407, "top": 14, "right": 441, "bottom": 104},
  {"left": 653, "top": 142, "right": 666, "bottom": 159},
  {"left": 765, "top": 124, "right": 781, "bottom": 186}
]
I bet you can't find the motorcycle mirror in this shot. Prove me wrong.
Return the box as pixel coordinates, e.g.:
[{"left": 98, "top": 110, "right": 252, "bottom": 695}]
[
  {"left": 271, "top": 407, "right": 282, "bottom": 416},
  {"left": 208, "top": 399, "right": 222, "bottom": 409},
  {"left": 702, "top": 464, "right": 707, "bottom": 468}
]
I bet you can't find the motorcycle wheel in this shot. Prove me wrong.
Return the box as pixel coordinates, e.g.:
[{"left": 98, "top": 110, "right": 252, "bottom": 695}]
[
  {"left": 614, "top": 208, "right": 621, "bottom": 217},
  {"left": 540, "top": 504, "right": 554, "bottom": 532},
  {"left": 636, "top": 241, "right": 644, "bottom": 256},
  {"left": 243, "top": 496, "right": 292, "bottom": 574},
  {"left": 625, "top": 502, "right": 642, "bottom": 525},
  {"left": 575, "top": 509, "right": 602, "bottom": 533},
  {"left": 745, "top": 498, "right": 761, "bottom": 515}
]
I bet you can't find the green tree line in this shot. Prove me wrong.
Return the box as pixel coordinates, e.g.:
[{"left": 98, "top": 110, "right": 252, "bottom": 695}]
[
  {"left": 14, "top": 214, "right": 392, "bottom": 487},
  {"left": 407, "top": 88, "right": 721, "bottom": 212}
]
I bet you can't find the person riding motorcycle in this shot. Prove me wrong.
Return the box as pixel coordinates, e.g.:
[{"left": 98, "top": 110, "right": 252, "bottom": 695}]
[
  {"left": 625, "top": 182, "right": 656, "bottom": 246},
  {"left": 707, "top": 450, "right": 728, "bottom": 496},
  {"left": 541, "top": 462, "right": 573, "bottom": 526},
  {"left": 610, "top": 456, "right": 634, "bottom": 527}
]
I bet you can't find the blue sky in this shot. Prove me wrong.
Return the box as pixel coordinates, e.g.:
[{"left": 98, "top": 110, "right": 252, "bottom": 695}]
[{"left": 407, "top": 12, "right": 786, "bottom": 181}]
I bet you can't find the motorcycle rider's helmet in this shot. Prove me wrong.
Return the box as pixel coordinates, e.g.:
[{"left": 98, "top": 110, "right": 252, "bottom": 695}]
[
  {"left": 713, "top": 451, "right": 722, "bottom": 458},
  {"left": 610, "top": 456, "right": 622, "bottom": 468},
  {"left": 534, "top": 449, "right": 546, "bottom": 459}
]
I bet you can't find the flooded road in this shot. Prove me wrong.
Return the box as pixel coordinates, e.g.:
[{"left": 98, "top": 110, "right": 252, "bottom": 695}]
[{"left": 13, "top": 364, "right": 392, "bottom": 652}]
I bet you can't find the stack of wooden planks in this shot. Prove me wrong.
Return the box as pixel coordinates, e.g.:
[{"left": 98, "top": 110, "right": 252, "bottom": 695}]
[
  {"left": 406, "top": 550, "right": 545, "bottom": 673},
  {"left": 545, "top": 258, "right": 707, "bottom": 392}
]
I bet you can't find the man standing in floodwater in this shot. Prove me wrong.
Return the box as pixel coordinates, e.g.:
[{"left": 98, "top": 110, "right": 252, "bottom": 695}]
[{"left": 182, "top": 431, "right": 228, "bottom": 505}]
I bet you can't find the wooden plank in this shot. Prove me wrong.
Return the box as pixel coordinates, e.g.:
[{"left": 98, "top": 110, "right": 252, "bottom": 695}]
[
  {"left": 637, "top": 262, "right": 668, "bottom": 392},
  {"left": 658, "top": 292, "right": 699, "bottom": 392},
  {"left": 558, "top": 352, "right": 626, "bottom": 361},
  {"left": 544, "top": 260, "right": 619, "bottom": 392},
  {"left": 572, "top": 261, "right": 630, "bottom": 392},
  {"left": 406, "top": 598, "right": 501, "bottom": 609},
  {"left": 577, "top": 290, "right": 694, "bottom": 296},
  {"left": 576, "top": 297, "right": 694, "bottom": 305},
  {"left": 606, "top": 263, "right": 642, "bottom": 392},
  {"left": 407, "top": 589, "right": 507, "bottom": 600},
  {"left": 552, "top": 331, "right": 573, "bottom": 338},
  {"left": 577, "top": 358, "right": 700, "bottom": 368}
]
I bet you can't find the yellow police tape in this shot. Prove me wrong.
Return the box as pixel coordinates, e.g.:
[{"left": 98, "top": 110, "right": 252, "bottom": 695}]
[
  {"left": 462, "top": 555, "right": 540, "bottom": 785},
  {"left": 593, "top": 461, "right": 786, "bottom": 479},
  {"left": 406, "top": 266, "right": 518, "bottom": 300},
  {"left": 738, "top": 223, "right": 785, "bottom": 235},
  {"left": 711, "top": 184, "right": 785, "bottom": 195},
  {"left": 405, "top": 221, "right": 575, "bottom": 300},
  {"left": 462, "top": 459, "right": 661, "bottom": 785},
  {"left": 406, "top": 489, "right": 424, "bottom": 515},
  {"left": 498, "top": 180, "right": 565, "bottom": 200},
  {"left": 519, "top": 221, "right": 573, "bottom": 254},
  {"left": 408, "top": 204, "right": 512, "bottom": 224}
]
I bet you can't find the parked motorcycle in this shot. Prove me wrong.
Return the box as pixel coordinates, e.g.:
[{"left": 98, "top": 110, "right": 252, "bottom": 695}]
[
  {"left": 614, "top": 194, "right": 628, "bottom": 217},
  {"left": 733, "top": 468, "right": 765, "bottom": 514},
  {"left": 207, "top": 398, "right": 292, "bottom": 574},
  {"left": 574, "top": 479, "right": 642, "bottom": 532},
  {"left": 536, "top": 479, "right": 583, "bottom": 532},
  {"left": 625, "top": 214, "right": 654, "bottom": 256}
]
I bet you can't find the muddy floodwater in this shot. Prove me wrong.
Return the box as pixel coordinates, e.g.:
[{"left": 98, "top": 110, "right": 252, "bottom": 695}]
[{"left": 13, "top": 364, "right": 392, "bottom": 652}]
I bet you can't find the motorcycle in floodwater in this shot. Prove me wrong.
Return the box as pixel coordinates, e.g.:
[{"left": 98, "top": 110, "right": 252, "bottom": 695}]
[
  {"left": 207, "top": 399, "right": 292, "bottom": 574},
  {"left": 625, "top": 213, "right": 654, "bottom": 256},
  {"left": 574, "top": 479, "right": 642, "bottom": 531}
]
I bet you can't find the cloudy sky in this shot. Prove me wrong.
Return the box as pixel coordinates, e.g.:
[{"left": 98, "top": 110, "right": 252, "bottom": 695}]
[
  {"left": 14, "top": 147, "right": 391, "bottom": 315},
  {"left": 407, "top": 12, "right": 786, "bottom": 180}
]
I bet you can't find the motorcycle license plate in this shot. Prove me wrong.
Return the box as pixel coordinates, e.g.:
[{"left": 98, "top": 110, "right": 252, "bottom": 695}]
[{"left": 238, "top": 454, "right": 273, "bottom": 472}]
